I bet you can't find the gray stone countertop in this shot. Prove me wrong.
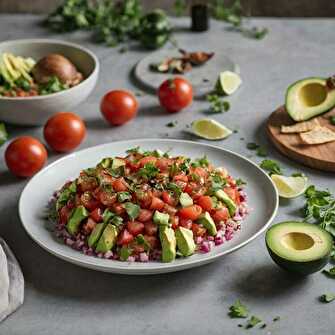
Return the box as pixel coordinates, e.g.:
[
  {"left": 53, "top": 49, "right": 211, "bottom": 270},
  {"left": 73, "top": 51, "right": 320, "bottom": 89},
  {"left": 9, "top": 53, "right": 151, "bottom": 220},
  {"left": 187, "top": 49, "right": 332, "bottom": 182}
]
[{"left": 0, "top": 15, "right": 334, "bottom": 335}]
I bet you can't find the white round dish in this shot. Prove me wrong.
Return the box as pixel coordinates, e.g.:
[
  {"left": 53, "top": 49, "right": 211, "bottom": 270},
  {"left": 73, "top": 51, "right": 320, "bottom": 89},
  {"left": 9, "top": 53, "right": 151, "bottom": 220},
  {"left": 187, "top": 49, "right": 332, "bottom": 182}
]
[
  {"left": 19, "top": 139, "right": 278, "bottom": 275},
  {"left": 0, "top": 39, "right": 99, "bottom": 126}
]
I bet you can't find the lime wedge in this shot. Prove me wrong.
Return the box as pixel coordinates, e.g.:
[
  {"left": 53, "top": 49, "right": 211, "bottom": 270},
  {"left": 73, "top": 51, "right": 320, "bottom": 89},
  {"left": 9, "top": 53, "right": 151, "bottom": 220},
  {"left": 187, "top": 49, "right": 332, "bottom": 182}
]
[
  {"left": 215, "top": 71, "right": 242, "bottom": 95},
  {"left": 191, "top": 119, "right": 232, "bottom": 140},
  {"left": 271, "top": 174, "right": 308, "bottom": 198}
]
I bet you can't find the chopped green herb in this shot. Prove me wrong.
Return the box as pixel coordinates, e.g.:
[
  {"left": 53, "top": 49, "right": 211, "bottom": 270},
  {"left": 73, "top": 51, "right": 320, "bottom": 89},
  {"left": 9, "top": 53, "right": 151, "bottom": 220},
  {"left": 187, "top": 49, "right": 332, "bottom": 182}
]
[
  {"left": 330, "top": 116, "right": 335, "bottom": 125},
  {"left": 273, "top": 316, "right": 281, "bottom": 322},
  {"left": 56, "top": 181, "right": 77, "bottom": 211},
  {"left": 0, "top": 122, "right": 8, "bottom": 147},
  {"left": 120, "top": 245, "right": 133, "bottom": 261},
  {"left": 237, "top": 324, "right": 243, "bottom": 328},
  {"left": 124, "top": 202, "right": 140, "bottom": 220},
  {"left": 260, "top": 159, "right": 282, "bottom": 175},
  {"left": 246, "top": 142, "right": 259, "bottom": 150},
  {"left": 126, "top": 146, "right": 141, "bottom": 154},
  {"left": 233, "top": 129, "right": 238, "bottom": 133},
  {"left": 322, "top": 267, "right": 335, "bottom": 277},
  {"left": 135, "top": 234, "right": 151, "bottom": 250},
  {"left": 166, "top": 182, "right": 182, "bottom": 197},
  {"left": 138, "top": 163, "right": 159, "bottom": 179},
  {"left": 206, "top": 94, "right": 230, "bottom": 113},
  {"left": 236, "top": 178, "right": 247, "bottom": 186},
  {"left": 320, "top": 294, "right": 335, "bottom": 303},
  {"left": 260, "top": 323, "right": 267, "bottom": 329},
  {"left": 228, "top": 300, "right": 249, "bottom": 318},
  {"left": 192, "top": 155, "right": 209, "bottom": 168},
  {"left": 292, "top": 172, "right": 305, "bottom": 177},
  {"left": 166, "top": 121, "right": 178, "bottom": 128},
  {"left": 110, "top": 215, "right": 123, "bottom": 227},
  {"left": 117, "top": 191, "right": 132, "bottom": 202},
  {"left": 39, "top": 76, "right": 68, "bottom": 95},
  {"left": 246, "top": 316, "right": 262, "bottom": 329},
  {"left": 256, "top": 146, "right": 268, "bottom": 157},
  {"left": 242, "top": 27, "right": 269, "bottom": 40}
]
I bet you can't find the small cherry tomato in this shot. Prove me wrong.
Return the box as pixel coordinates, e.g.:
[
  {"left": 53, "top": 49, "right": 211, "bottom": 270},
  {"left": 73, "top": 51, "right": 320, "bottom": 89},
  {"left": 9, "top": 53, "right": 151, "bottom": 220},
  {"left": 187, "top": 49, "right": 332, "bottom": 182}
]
[
  {"left": 44, "top": 112, "right": 86, "bottom": 152},
  {"left": 100, "top": 90, "right": 138, "bottom": 126},
  {"left": 158, "top": 77, "right": 193, "bottom": 113},
  {"left": 137, "top": 209, "right": 153, "bottom": 223},
  {"left": 150, "top": 196, "right": 165, "bottom": 211},
  {"left": 5, "top": 136, "right": 47, "bottom": 177}
]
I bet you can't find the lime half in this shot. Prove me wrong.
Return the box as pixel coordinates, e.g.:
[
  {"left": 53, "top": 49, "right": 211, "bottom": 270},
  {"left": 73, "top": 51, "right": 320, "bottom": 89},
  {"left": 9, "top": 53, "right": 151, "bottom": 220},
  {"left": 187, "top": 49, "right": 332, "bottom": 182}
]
[
  {"left": 191, "top": 119, "right": 232, "bottom": 140},
  {"left": 271, "top": 174, "right": 308, "bottom": 198},
  {"left": 215, "top": 71, "right": 242, "bottom": 95}
]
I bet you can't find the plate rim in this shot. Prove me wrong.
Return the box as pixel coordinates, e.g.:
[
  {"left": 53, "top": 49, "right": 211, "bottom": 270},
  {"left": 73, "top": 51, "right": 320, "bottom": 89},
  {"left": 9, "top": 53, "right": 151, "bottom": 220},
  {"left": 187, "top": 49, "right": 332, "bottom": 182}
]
[{"left": 19, "top": 138, "right": 279, "bottom": 275}]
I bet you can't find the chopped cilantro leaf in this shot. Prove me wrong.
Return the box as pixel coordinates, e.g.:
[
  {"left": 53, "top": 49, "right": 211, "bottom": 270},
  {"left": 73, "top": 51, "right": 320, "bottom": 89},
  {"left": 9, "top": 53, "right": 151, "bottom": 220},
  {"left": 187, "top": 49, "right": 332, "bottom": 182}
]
[
  {"left": 322, "top": 267, "right": 335, "bottom": 277},
  {"left": 166, "top": 182, "right": 182, "bottom": 197},
  {"left": 124, "top": 202, "right": 140, "bottom": 220},
  {"left": 273, "top": 316, "right": 281, "bottom": 322},
  {"left": 228, "top": 300, "right": 249, "bottom": 318},
  {"left": 236, "top": 178, "right": 247, "bottom": 186},
  {"left": 246, "top": 316, "right": 262, "bottom": 329},
  {"left": 192, "top": 155, "right": 209, "bottom": 168},
  {"left": 320, "top": 294, "right": 335, "bottom": 303},
  {"left": 260, "top": 323, "right": 267, "bottom": 328},
  {"left": 117, "top": 192, "right": 132, "bottom": 202},
  {"left": 135, "top": 234, "right": 151, "bottom": 250},
  {"left": 256, "top": 146, "right": 268, "bottom": 157},
  {"left": 206, "top": 94, "right": 230, "bottom": 113},
  {"left": 138, "top": 163, "right": 159, "bottom": 179},
  {"left": 166, "top": 121, "right": 178, "bottom": 128},
  {"left": 120, "top": 246, "right": 132, "bottom": 261},
  {"left": 126, "top": 146, "right": 141, "bottom": 154},
  {"left": 260, "top": 159, "right": 282, "bottom": 175},
  {"left": 246, "top": 142, "right": 259, "bottom": 150}
]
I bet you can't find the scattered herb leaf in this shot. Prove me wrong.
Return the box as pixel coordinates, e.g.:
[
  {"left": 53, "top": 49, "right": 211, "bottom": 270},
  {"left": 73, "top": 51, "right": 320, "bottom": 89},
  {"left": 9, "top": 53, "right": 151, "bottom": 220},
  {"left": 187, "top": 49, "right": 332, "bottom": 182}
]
[
  {"left": 120, "top": 245, "right": 132, "bottom": 261},
  {"left": 246, "top": 142, "right": 259, "bottom": 150},
  {"left": 320, "top": 294, "right": 335, "bottom": 303},
  {"left": 166, "top": 121, "right": 178, "bottom": 128},
  {"left": 256, "top": 146, "right": 268, "bottom": 157},
  {"left": 260, "top": 159, "right": 282, "bottom": 175},
  {"left": 228, "top": 300, "right": 249, "bottom": 318},
  {"left": 117, "top": 191, "right": 132, "bottom": 202},
  {"left": 206, "top": 94, "right": 230, "bottom": 113},
  {"left": 273, "top": 316, "right": 281, "bottom": 322},
  {"left": 236, "top": 178, "right": 247, "bottom": 186},
  {"left": 246, "top": 316, "right": 262, "bottom": 329}
]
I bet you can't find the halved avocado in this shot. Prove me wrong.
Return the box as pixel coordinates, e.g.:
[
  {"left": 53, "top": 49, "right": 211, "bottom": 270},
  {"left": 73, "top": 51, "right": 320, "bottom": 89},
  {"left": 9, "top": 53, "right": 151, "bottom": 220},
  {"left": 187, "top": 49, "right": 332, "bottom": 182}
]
[
  {"left": 285, "top": 77, "right": 335, "bottom": 121},
  {"left": 266, "top": 221, "right": 333, "bottom": 275}
]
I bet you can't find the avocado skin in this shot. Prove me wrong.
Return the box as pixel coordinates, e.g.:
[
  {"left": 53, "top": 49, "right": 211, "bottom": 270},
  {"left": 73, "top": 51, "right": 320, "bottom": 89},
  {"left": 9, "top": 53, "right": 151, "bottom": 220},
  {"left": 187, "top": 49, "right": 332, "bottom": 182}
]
[{"left": 266, "top": 244, "right": 330, "bottom": 276}]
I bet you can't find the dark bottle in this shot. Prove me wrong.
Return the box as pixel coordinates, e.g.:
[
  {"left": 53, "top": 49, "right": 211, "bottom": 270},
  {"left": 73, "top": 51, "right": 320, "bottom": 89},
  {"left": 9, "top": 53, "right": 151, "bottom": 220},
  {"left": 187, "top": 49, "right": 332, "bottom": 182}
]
[{"left": 191, "top": 0, "right": 209, "bottom": 32}]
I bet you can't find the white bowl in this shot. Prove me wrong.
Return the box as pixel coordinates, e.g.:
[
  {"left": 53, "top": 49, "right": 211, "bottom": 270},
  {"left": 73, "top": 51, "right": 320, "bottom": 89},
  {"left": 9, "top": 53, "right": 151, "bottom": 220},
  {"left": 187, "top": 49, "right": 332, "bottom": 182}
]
[{"left": 0, "top": 39, "right": 99, "bottom": 126}]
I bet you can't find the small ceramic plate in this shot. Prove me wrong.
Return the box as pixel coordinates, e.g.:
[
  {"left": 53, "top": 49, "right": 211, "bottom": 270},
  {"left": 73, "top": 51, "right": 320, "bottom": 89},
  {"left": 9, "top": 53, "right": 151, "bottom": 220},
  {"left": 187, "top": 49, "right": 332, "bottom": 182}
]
[
  {"left": 19, "top": 139, "right": 278, "bottom": 275},
  {"left": 134, "top": 49, "right": 238, "bottom": 97}
]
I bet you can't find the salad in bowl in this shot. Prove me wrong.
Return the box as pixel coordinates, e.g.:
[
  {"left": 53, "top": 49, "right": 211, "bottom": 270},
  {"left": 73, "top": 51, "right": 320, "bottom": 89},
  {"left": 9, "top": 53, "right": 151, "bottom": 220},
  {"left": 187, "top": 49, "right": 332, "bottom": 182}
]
[{"left": 49, "top": 147, "right": 249, "bottom": 263}]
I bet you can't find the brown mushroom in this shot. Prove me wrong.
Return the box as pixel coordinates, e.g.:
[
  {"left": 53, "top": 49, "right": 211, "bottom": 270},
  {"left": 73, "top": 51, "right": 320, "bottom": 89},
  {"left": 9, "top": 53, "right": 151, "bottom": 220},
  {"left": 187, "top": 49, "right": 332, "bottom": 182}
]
[{"left": 32, "top": 54, "right": 83, "bottom": 86}]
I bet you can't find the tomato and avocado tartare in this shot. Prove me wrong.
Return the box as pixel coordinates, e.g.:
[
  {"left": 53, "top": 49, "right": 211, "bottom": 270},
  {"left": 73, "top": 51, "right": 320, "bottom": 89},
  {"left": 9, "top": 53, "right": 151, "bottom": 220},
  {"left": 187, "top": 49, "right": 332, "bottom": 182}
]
[{"left": 49, "top": 148, "right": 249, "bottom": 262}]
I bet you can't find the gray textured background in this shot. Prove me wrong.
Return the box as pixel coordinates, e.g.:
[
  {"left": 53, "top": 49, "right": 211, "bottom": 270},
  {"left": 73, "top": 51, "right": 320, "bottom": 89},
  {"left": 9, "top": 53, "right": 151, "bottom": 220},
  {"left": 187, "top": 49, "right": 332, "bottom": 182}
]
[
  {"left": 0, "top": 14, "right": 334, "bottom": 335},
  {"left": 0, "top": 0, "right": 335, "bottom": 16}
]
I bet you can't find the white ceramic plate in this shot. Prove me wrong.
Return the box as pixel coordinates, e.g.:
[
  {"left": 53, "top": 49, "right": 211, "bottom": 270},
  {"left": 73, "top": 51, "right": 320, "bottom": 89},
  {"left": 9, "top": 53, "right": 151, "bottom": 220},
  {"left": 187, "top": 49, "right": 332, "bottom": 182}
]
[{"left": 19, "top": 139, "right": 278, "bottom": 275}]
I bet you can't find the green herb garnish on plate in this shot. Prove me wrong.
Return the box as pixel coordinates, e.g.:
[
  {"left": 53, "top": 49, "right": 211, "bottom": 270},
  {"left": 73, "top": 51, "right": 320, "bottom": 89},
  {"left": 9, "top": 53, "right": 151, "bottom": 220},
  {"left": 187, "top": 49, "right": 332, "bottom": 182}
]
[
  {"left": 260, "top": 159, "right": 282, "bottom": 175},
  {"left": 228, "top": 300, "right": 249, "bottom": 318}
]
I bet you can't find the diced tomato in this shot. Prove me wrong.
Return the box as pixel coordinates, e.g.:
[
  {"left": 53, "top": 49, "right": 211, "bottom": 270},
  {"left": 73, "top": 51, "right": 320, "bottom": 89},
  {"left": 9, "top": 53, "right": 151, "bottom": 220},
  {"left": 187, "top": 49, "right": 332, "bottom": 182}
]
[
  {"left": 144, "top": 221, "right": 158, "bottom": 236},
  {"left": 178, "top": 204, "right": 203, "bottom": 220},
  {"left": 170, "top": 216, "right": 179, "bottom": 229},
  {"left": 224, "top": 187, "right": 240, "bottom": 205},
  {"left": 196, "top": 195, "right": 213, "bottom": 212},
  {"left": 112, "top": 202, "right": 125, "bottom": 215},
  {"left": 175, "top": 180, "right": 187, "bottom": 191},
  {"left": 96, "top": 170, "right": 114, "bottom": 184},
  {"left": 82, "top": 217, "right": 97, "bottom": 235},
  {"left": 90, "top": 208, "right": 103, "bottom": 222},
  {"left": 184, "top": 182, "right": 198, "bottom": 195},
  {"left": 173, "top": 174, "right": 188, "bottom": 182},
  {"left": 78, "top": 176, "right": 98, "bottom": 192},
  {"left": 152, "top": 189, "right": 162, "bottom": 198},
  {"left": 112, "top": 178, "right": 128, "bottom": 192},
  {"left": 192, "top": 223, "right": 207, "bottom": 237},
  {"left": 212, "top": 207, "right": 229, "bottom": 223},
  {"left": 192, "top": 167, "right": 208, "bottom": 179},
  {"left": 150, "top": 196, "right": 165, "bottom": 210},
  {"left": 139, "top": 156, "right": 157, "bottom": 167},
  {"left": 137, "top": 209, "right": 153, "bottom": 222},
  {"left": 162, "top": 191, "right": 177, "bottom": 206},
  {"left": 117, "top": 229, "right": 134, "bottom": 245},
  {"left": 179, "top": 218, "right": 193, "bottom": 229},
  {"left": 144, "top": 235, "right": 159, "bottom": 249},
  {"left": 127, "top": 220, "right": 145, "bottom": 236},
  {"left": 156, "top": 158, "right": 172, "bottom": 172},
  {"left": 94, "top": 189, "right": 117, "bottom": 206},
  {"left": 163, "top": 203, "right": 177, "bottom": 216},
  {"left": 127, "top": 160, "right": 140, "bottom": 172},
  {"left": 59, "top": 206, "right": 73, "bottom": 225},
  {"left": 80, "top": 192, "right": 100, "bottom": 211}
]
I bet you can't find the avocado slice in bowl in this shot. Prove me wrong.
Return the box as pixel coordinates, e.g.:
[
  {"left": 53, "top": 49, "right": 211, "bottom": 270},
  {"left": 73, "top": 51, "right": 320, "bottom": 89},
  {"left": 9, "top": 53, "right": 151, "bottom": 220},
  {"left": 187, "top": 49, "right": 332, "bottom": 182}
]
[
  {"left": 266, "top": 221, "right": 333, "bottom": 275},
  {"left": 286, "top": 77, "right": 335, "bottom": 121}
]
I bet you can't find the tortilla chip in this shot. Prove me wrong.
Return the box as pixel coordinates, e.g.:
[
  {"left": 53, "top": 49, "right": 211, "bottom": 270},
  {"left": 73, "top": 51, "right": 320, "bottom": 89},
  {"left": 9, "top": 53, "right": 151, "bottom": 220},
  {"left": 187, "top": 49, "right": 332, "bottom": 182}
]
[
  {"left": 300, "top": 126, "right": 335, "bottom": 144},
  {"left": 281, "top": 118, "right": 320, "bottom": 133}
]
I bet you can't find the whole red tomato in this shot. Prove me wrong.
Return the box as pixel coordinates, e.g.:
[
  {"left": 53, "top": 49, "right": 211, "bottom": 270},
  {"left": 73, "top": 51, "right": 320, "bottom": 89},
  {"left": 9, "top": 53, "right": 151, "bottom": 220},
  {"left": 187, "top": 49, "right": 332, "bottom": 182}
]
[
  {"left": 100, "top": 90, "right": 138, "bottom": 126},
  {"left": 5, "top": 136, "right": 47, "bottom": 177},
  {"left": 158, "top": 77, "right": 193, "bottom": 113},
  {"left": 44, "top": 112, "right": 86, "bottom": 152}
]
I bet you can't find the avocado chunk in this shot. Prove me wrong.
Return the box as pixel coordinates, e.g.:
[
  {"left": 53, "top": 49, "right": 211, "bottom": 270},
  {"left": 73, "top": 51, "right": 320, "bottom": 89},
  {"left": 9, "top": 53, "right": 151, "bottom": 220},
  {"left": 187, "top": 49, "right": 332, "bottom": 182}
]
[
  {"left": 95, "top": 224, "right": 118, "bottom": 253},
  {"left": 66, "top": 206, "right": 88, "bottom": 235},
  {"left": 175, "top": 227, "right": 196, "bottom": 257},
  {"left": 197, "top": 211, "right": 217, "bottom": 236},
  {"left": 88, "top": 223, "right": 106, "bottom": 248},
  {"left": 153, "top": 210, "right": 170, "bottom": 226},
  {"left": 112, "top": 158, "right": 126, "bottom": 169},
  {"left": 179, "top": 192, "right": 193, "bottom": 207},
  {"left": 159, "top": 226, "right": 176, "bottom": 262},
  {"left": 286, "top": 77, "right": 335, "bottom": 121},
  {"left": 266, "top": 221, "right": 333, "bottom": 275},
  {"left": 215, "top": 189, "right": 237, "bottom": 216}
]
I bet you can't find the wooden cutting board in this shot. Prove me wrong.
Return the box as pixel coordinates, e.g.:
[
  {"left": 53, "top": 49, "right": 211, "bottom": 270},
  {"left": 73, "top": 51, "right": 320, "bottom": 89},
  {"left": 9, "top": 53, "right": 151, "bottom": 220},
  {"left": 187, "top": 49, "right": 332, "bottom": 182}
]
[{"left": 266, "top": 106, "right": 335, "bottom": 172}]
